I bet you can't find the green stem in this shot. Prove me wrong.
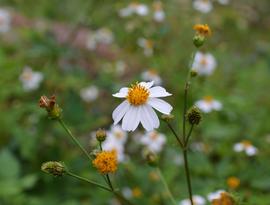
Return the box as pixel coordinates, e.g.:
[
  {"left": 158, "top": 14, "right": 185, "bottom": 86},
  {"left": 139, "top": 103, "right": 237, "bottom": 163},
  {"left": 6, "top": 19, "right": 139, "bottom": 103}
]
[
  {"left": 165, "top": 121, "right": 184, "bottom": 148},
  {"left": 157, "top": 168, "right": 177, "bottom": 205},
  {"left": 183, "top": 149, "right": 194, "bottom": 205},
  {"left": 184, "top": 125, "right": 194, "bottom": 145},
  {"left": 66, "top": 171, "right": 111, "bottom": 192},
  {"left": 58, "top": 119, "right": 92, "bottom": 161}
]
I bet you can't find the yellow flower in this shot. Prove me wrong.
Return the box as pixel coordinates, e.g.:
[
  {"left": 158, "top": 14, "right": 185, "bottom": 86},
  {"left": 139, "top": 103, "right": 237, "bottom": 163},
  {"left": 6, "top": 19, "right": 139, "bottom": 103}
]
[
  {"left": 227, "top": 176, "right": 240, "bottom": 189},
  {"left": 193, "top": 24, "right": 212, "bottom": 36},
  {"left": 211, "top": 192, "right": 234, "bottom": 205},
  {"left": 92, "top": 150, "right": 118, "bottom": 174}
]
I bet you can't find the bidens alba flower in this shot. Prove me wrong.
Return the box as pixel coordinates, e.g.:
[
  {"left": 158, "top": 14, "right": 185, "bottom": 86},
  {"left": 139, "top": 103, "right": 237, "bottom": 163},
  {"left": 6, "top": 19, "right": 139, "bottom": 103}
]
[
  {"left": 192, "top": 52, "right": 216, "bottom": 76},
  {"left": 195, "top": 96, "right": 222, "bottom": 113},
  {"left": 112, "top": 81, "right": 172, "bottom": 131}
]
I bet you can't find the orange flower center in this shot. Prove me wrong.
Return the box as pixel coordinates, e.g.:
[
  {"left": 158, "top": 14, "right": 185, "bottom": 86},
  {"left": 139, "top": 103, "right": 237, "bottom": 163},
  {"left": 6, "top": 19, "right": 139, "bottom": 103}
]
[
  {"left": 203, "top": 95, "right": 213, "bottom": 103},
  {"left": 127, "top": 83, "right": 149, "bottom": 106}
]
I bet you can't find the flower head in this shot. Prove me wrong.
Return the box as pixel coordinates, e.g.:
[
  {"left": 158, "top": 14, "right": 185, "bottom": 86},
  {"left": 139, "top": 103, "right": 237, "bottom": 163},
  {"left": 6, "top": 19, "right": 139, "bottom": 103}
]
[
  {"left": 233, "top": 140, "right": 257, "bottom": 156},
  {"left": 19, "top": 66, "right": 44, "bottom": 91},
  {"left": 192, "top": 52, "right": 217, "bottom": 76},
  {"left": 141, "top": 69, "right": 162, "bottom": 85},
  {"left": 92, "top": 150, "right": 118, "bottom": 174},
  {"left": 80, "top": 85, "right": 99, "bottom": 102},
  {"left": 140, "top": 130, "right": 166, "bottom": 153},
  {"left": 0, "top": 9, "right": 11, "bottom": 33},
  {"left": 112, "top": 81, "right": 172, "bottom": 131},
  {"left": 193, "top": 24, "right": 211, "bottom": 37},
  {"left": 193, "top": 0, "right": 213, "bottom": 13},
  {"left": 180, "top": 195, "right": 206, "bottom": 205},
  {"left": 227, "top": 176, "right": 240, "bottom": 189},
  {"left": 195, "top": 96, "right": 222, "bottom": 113}
]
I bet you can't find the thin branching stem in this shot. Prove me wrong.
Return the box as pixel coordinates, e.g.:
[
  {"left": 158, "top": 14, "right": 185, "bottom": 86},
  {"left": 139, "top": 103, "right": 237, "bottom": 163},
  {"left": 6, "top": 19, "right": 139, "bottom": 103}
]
[{"left": 157, "top": 168, "right": 177, "bottom": 205}]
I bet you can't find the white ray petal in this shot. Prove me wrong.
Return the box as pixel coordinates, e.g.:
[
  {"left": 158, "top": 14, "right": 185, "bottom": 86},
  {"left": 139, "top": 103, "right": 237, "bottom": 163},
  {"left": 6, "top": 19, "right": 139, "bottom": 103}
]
[
  {"left": 149, "top": 86, "right": 172, "bottom": 98},
  {"left": 112, "top": 87, "right": 129, "bottom": 98},
  {"left": 112, "top": 100, "right": 130, "bottom": 125},
  {"left": 147, "top": 98, "right": 172, "bottom": 115}
]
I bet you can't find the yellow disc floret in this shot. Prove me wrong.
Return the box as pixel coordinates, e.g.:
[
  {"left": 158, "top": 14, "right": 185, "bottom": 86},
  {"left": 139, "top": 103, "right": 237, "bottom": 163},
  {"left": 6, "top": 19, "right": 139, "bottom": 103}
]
[
  {"left": 193, "top": 24, "right": 212, "bottom": 36},
  {"left": 127, "top": 83, "right": 150, "bottom": 106},
  {"left": 92, "top": 150, "right": 118, "bottom": 174}
]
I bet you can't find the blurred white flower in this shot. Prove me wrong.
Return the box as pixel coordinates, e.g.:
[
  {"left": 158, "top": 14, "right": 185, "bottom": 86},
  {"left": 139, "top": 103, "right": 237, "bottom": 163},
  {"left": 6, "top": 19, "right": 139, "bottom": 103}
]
[
  {"left": 80, "top": 85, "right": 99, "bottom": 102},
  {"left": 0, "top": 9, "right": 11, "bottom": 33},
  {"left": 153, "top": 1, "right": 165, "bottom": 22},
  {"left": 112, "top": 81, "right": 172, "bottom": 131},
  {"left": 107, "top": 125, "right": 128, "bottom": 144},
  {"left": 180, "top": 195, "right": 206, "bottom": 205},
  {"left": 207, "top": 190, "right": 226, "bottom": 202},
  {"left": 217, "top": 0, "right": 230, "bottom": 5},
  {"left": 119, "top": 3, "right": 149, "bottom": 17},
  {"left": 141, "top": 69, "right": 162, "bottom": 85},
  {"left": 195, "top": 96, "right": 222, "bottom": 113},
  {"left": 137, "top": 38, "right": 154, "bottom": 57},
  {"left": 140, "top": 130, "right": 166, "bottom": 153},
  {"left": 115, "top": 60, "right": 126, "bottom": 76},
  {"left": 122, "top": 187, "right": 133, "bottom": 199},
  {"left": 19, "top": 66, "right": 43, "bottom": 92},
  {"left": 102, "top": 125, "right": 127, "bottom": 162},
  {"left": 86, "top": 28, "right": 114, "bottom": 50},
  {"left": 192, "top": 52, "right": 217, "bottom": 76},
  {"left": 233, "top": 140, "right": 258, "bottom": 156},
  {"left": 193, "top": 0, "right": 213, "bottom": 13}
]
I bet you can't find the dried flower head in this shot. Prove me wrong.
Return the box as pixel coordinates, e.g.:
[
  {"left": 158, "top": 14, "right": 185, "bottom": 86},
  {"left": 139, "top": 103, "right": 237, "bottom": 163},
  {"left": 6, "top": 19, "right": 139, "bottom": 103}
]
[
  {"left": 92, "top": 150, "right": 118, "bottom": 174},
  {"left": 39, "top": 95, "right": 62, "bottom": 119}
]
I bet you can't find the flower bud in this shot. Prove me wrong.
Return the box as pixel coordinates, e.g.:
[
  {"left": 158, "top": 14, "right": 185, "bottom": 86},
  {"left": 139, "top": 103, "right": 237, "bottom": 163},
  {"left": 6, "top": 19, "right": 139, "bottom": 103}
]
[
  {"left": 161, "top": 114, "right": 174, "bottom": 122},
  {"left": 190, "top": 70, "right": 198, "bottom": 77},
  {"left": 186, "top": 106, "right": 202, "bottom": 125},
  {"left": 145, "top": 151, "right": 159, "bottom": 167},
  {"left": 41, "top": 161, "right": 65, "bottom": 177},
  {"left": 39, "top": 95, "right": 62, "bottom": 119},
  {"left": 193, "top": 35, "right": 205, "bottom": 48},
  {"left": 95, "top": 129, "right": 106, "bottom": 142}
]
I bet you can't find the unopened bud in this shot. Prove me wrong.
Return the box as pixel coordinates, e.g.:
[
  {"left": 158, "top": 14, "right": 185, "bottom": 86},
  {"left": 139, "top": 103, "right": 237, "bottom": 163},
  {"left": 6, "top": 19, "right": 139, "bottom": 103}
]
[
  {"left": 145, "top": 151, "right": 159, "bottom": 167},
  {"left": 96, "top": 129, "right": 106, "bottom": 142},
  {"left": 41, "top": 161, "right": 65, "bottom": 177},
  {"left": 193, "top": 35, "right": 205, "bottom": 48},
  {"left": 39, "top": 95, "right": 62, "bottom": 119},
  {"left": 190, "top": 70, "right": 198, "bottom": 77},
  {"left": 186, "top": 106, "right": 202, "bottom": 125},
  {"left": 161, "top": 114, "right": 174, "bottom": 122}
]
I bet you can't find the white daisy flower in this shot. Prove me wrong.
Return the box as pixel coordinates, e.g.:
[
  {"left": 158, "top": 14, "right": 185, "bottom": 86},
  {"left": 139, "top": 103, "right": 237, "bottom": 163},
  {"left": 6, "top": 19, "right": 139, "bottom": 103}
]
[
  {"left": 193, "top": 0, "right": 213, "bottom": 13},
  {"left": 195, "top": 96, "right": 222, "bottom": 113},
  {"left": 207, "top": 190, "right": 226, "bottom": 202},
  {"left": 180, "top": 195, "right": 206, "bottom": 205},
  {"left": 153, "top": 1, "right": 165, "bottom": 22},
  {"left": 233, "top": 140, "right": 258, "bottom": 156},
  {"left": 80, "top": 85, "right": 99, "bottom": 102},
  {"left": 102, "top": 137, "right": 126, "bottom": 162},
  {"left": 137, "top": 38, "right": 154, "bottom": 57},
  {"left": 192, "top": 52, "right": 217, "bottom": 76},
  {"left": 119, "top": 3, "right": 149, "bottom": 17},
  {"left": 86, "top": 28, "right": 114, "bottom": 50},
  {"left": 141, "top": 69, "right": 162, "bottom": 85},
  {"left": 217, "top": 0, "right": 230, "bottom": 5},
  {"left": 0, "top": 9, "right": 11, "bottom": 33},
  {"left": 107, "top": 125, "right": 128, "bottom": 144},
  {"left": 112, "top": 81, "right": 172, "bottom": 131},
  {"left": 140, "top": 130, "right": 166, "bottom": 153},
  {"left": 19, "top": 66, "right": 43, "bottom": 92}
]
